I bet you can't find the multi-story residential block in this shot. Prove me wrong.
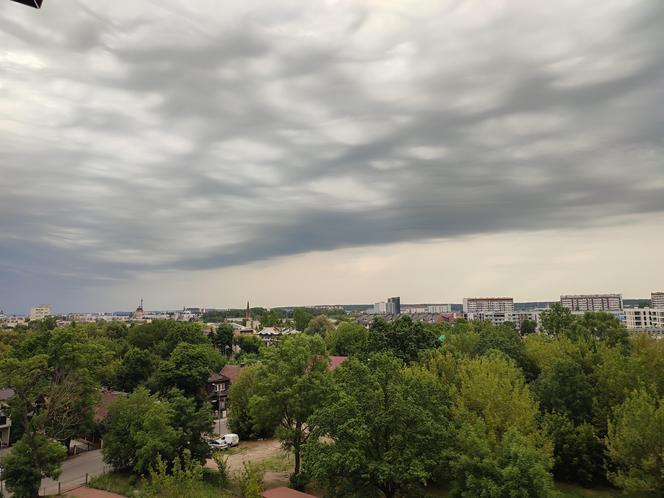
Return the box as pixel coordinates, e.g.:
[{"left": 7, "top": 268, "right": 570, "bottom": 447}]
[
  {"left": 465, "top": 310, "right": 540, "bottom": 328},
  {"left": 560, "top": 294, "right": 623, "bottom": 312},
  {"left": 373, "top": 302, "right": 387, "bottom": 314},
  {"left": 652, "top": 292, "right": 664, "bottom": 309},
  {"left": 386, "top": 297, "right": 401, "bottom": 315},
  {"left": 624, "top": 308, "right": 664, "bottom": 331},
  {"left": 463, "top": 297, "right": 514, "bottom": 313},
  {"left": 30, "top": 304, "right": 52, "bottom": 321},
  {"left": 0, "top": 388, "right": 13, "bottom": 448},
  {"left": 401, "top": 303, "right": 453, "bottom": 314}
]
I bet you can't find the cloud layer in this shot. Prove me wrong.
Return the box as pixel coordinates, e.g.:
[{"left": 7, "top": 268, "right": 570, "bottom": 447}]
[{"left": 1, "top": 0, "right": 663, "bottom": 311}]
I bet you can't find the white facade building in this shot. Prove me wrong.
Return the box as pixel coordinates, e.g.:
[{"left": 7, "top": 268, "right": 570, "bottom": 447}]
[
  {"left": 30, "top": 304, "right": 52, "bottom": 321},
  {"left": 463, "top": 297, "right": 514, "bottom": 313},
  {"left": 560, "top": 294, "right": 623, "bottom": 312},
  {"left": 624, "top": 308, "right": 664, "bottom": 331},
  {"left": 465, "top": 310, "right": 541, "bottom": 328},
  {"left": 373, "top": 302, "right": 387, "bottom": 314},
  {"left": 0, "top": 388, "right": 13, "bottom": 447},
  {"left": 652, "top": 292, "right": 664, "bottom": 309}
]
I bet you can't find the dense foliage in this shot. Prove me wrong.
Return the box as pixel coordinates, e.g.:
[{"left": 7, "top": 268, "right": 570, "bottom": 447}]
[{"left": 1, "top": 309, "right": 663, "bottom": 497}]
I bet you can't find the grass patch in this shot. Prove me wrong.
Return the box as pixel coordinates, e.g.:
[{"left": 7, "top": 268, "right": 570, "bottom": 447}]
[
  {"left": 554, "top": 482, "right": 651, "bottom": 498},
  {"left": 260, "top": 451, "right": 294, "bottom": 473},
  {"left": 88, "top": 472, "right": 139, "bottom": 496}
]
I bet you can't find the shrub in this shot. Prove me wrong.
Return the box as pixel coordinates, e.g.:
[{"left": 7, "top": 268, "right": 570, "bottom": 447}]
[{"left": 238, "top": 462, "right": 264, "bottom": 498}]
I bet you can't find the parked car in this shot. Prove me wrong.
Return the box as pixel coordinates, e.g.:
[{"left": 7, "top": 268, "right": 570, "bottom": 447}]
[
  {"left": 208, "top": 438, "right": 229, "bottom": 451},
  {"left": 222, "top": 433, "right": 240, "bottom": 447}
]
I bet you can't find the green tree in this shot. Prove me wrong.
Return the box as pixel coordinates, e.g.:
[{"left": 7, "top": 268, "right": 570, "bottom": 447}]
[
  {"left": 117, "top": 347, "right": 158, "bottom": 392},
  {"left": 572, "top": 312, "right": 629, "bottom": 350},
  {"left": 541, "top": 412, "right": 605, "bottom": 485},
  {"left": 250, "top": 335, "right": 330, "bottom": 480},
  {"left": 472, "top": 324, "right": 538, "bottom": 381},
  {"left": 368, "top": 315, "right": 437, "bottom": 363},
  {"left": 534, "top": 354, "right": 595, "bottom": 424},
  {"left": 606, "top": 389, "right": 664, "bottom": 494},
  {"left": 102, "top": 388, "right": 180, "bottom": 474},
  {"left": 519, "top": 319, "right": 537, "bottom": 335},
  {"left": 151, "top": 343, "right": 224, "bottom": 402},
  {"left": 325, "top": 322, "right": 369, "bottom": 357},
  {"left": 451, "top": 426, "right": 554, "bottom": 498},
  {"left": 305, "top": 353, "right": 452, "bottom": 498},
  {"left": 234, "top": 335, "right": 262, "bottom": 355},
  {"left": 0, "top": 433, "right": 67, "bottom": 498},
  {"left": 540, "top": 303, "right": 574, "bottom": 336},
  {"left": 304, "top": 315, "right": 335, "bottom": 338},
  {"left": 227, "top": 366, "right": 273, "bottom": 440},
  {"left": 212, "top": 323, "right": 235, "bottom": 357},
  {"left": 450, "top": 354, "right": 553, "bottom": 497},
  {"left": 293, "top": 308, "right": 313, "bottom": 332},
  {"left": 165, "top": 389, "right": 214, "bottom": 463}
]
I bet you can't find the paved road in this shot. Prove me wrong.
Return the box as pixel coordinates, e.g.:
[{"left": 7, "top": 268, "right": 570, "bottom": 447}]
[
  {"left": 40, "top": 450, "right": 108, "bottom": 496},
  {"left": 214, "top": 417, "right": 229, "bottom": 436}
]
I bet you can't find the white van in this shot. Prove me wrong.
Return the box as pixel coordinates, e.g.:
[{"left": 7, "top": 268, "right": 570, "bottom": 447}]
[{"left": 223, "top": 433, "right": 240, "bottom": 447}]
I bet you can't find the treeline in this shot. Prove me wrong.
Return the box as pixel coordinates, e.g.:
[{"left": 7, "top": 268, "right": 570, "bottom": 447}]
[
  {"left": 202, "top": 307, "right": 349, "bottom": 329},
  {"left": 0, "top": 319, "right": 262, "bottom": 497},
  {"left": 1, "top": 308, "right": 663, "bottom": 497},
  {"left": 227, "top": 306, "right": 663, "bottom": 497}
]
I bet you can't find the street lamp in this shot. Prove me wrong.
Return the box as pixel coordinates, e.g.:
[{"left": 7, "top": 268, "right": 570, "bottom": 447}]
[{"left": 10, "top": 0, "right": 44, "bottom": 8}]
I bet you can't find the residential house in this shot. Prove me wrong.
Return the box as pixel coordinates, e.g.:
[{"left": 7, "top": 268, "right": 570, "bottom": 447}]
[
  {"left": 0, "top": 388, "right": 14, "bottom": 448},
  {"left": 207, "top": 364, "right": 243, "bottom": 417}
]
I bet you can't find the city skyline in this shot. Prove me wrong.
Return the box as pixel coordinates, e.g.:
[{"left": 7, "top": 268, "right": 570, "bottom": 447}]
[{"left": 2, "top": 0, "right": 664, "bottom": 312}]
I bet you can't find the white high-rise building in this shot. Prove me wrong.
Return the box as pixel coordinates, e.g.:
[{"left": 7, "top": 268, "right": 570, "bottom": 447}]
[
  {"left": 463, "top": 297, "right": 514, "bottom": 313},
  {"left": 30, "top": 304, "right": 52, "bottom": 321},
  {"left": 373, "top": 302, "right": 387, "bottom": 314},
  {"left": 560, "top": 294, "right": 623, "bottom": 312},
  {"left": 651, "top": 292, "right": 664, "bottom": 309}
]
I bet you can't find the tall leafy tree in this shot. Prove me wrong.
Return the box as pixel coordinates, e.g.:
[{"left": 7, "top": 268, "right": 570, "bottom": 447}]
[
  {"left": 450, "top": 353, "right": 554, "bottom": 497},
  {"left": 151, "top": 342, "right": 224, "bottom": 402},
  {"left": 540, "top": 303, "right": 574, "bottom": 336},
  {"left": 304, "top": 315, "right": 335, "bottom": 338},
  {"left": 228, "top": 365, "right": 273, "bottom": 440},
  {"left": 606, "top": 389, "right": 664, "bottom": 494},
  {"left": 102, "top": 388, "right": 180, "bottom": 474},
  {"left": 368, "top": 315, "right": 437, "bottom": 363},
  {"left": 305, "top": 354, "right": 452, "bottom": 498},
  {"left": 325, "top": 322, "right": 369, "bottom": 357},
  {"left": 250, "top": 334, "right": 330, "bottom": 480},
  {"left": 0, "top": 433, "right": 67, "bottom": 498}
]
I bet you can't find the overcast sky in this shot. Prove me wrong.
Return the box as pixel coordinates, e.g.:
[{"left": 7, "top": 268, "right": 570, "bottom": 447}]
[{"left": 1, "top": 0, "right": 663, "bottom": 313}]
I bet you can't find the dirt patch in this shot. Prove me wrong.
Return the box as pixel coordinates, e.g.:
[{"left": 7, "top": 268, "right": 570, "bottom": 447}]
[{"left": 206, "top": 439, "right": 283, "bottom": 473}]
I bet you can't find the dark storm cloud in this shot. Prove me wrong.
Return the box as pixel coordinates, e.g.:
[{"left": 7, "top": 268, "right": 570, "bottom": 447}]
[{"left": 1, "top": 0, "right": 664, "bottom": 310}]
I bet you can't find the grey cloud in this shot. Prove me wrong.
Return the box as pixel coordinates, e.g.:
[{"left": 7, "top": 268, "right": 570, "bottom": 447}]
[{"left": 1, "top": 0, "right": 664, "bottom": 311}]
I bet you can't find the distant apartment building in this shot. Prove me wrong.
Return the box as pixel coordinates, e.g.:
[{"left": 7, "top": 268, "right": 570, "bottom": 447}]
[
  {"left": 30, "top": 304, "right": 52, "bottom": 321},
  {"left": 624, "top": 308, "right": 664, "bottom": 331},
  {"left": 465, "top": 310, "right": 541, "bottom": 328},
  {"left": 560, "top": 294, "right": 623, "bottom": 312},
  {"left": 401, "top": 303, "right": 452, "bottom": 314},
  {"left": 386, "top": 297, "right": 401, "bottom": 315},
  {"left": 373, "top": 302, "right": 387, "bottom": 314},
  {"left": 652, "top": 292, "right": 664, "bottom": 309},
  {"left": 463, "top": 297, "right": 514, "bottom": 313}
]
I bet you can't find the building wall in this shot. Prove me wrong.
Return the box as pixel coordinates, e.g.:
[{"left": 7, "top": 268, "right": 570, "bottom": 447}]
[
  {"left": 652, "top": 292, "right": 664, "bottom": 309},
  {"left": 560, "top": 294, "right": 623, "bottom": 312},
  {"left": 625, "top": 308, "right": 664, "bottom": 330},
  {"left": 30, "top": 304, "right": 52, "bottom": 321},
  {"left": 463, "top": 298, "right": 514, "bottom": 313}
]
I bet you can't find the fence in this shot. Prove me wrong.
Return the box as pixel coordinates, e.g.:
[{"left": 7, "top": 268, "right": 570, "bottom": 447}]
[{"left": 37, "top": 463, "right": 112, "bottom": 497}]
